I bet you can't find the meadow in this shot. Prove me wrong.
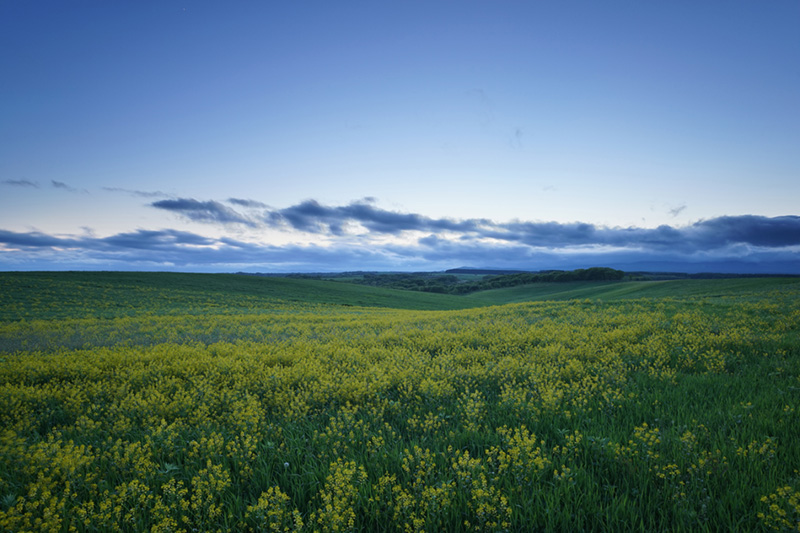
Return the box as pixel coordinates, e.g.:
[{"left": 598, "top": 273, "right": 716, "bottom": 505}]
[{"left": 1, "top": 271, "right": 799, "bottom": 532}]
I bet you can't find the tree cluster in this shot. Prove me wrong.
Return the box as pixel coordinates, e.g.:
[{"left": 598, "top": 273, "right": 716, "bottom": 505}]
[{"left": 338, "top": 267, "right": 625, "bottom": 295}]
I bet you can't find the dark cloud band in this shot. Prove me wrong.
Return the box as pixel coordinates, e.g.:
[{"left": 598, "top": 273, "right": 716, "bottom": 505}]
[
  {"left": 151, "top": 197, "right": 800, "bottom": 252},
  {"left": 152, "top": 198, "right": 258, "bottom": 227},
  {"left": 5, "top": 199, "right": 796, "bottom": 272},
  {"left": 1, "top": 217, "right": 798, "bottom": 273}
]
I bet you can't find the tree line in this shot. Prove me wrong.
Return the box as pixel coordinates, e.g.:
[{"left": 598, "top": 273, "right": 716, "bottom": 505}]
[{"left": 325, "top": 267, "right": 625, "bottom": 295}]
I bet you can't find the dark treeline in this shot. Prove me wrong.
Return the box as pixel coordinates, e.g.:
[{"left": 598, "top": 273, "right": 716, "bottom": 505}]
[
  {"left": 448, "top": 267, "right": 625, "bottom": 294},
  {"left": 303, "top": 267, "right": 626, "bottom": 295}
]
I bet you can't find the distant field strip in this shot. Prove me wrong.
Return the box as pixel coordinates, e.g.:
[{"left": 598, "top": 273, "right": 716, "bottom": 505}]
[
  {"left": 465, "top": 277, "right": 800, "bottom": 304},
  {"left": 1, "top": 273, "right": 799, "bottom": 531}
]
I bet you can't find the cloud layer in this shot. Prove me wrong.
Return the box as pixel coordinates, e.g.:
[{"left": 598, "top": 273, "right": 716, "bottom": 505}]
[
  {"left": 2, "top": 179, "right": 88, "bottom": 192},
  {"left": 153, "top": 197, "right": 800, "bottom": 251},
  {"left": 2, "top": 197, "right": 799, "bottom": 273}
]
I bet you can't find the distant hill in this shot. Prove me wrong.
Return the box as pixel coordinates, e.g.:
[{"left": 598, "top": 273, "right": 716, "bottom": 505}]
[
  {"left": 464, "top": 277, "right": 800, "bottom": 305},
  {"left": 449, "top": 265, "right": 800, "bottom": 277},
  {"left": 291, "top": 268, "right": 626, "bottom": 295},
  {"left": 3, "top": 272, "right": 800, "bottom": 321},
  {"left": 0, "top": 271, "right": 479, "bottom": 321},
  {"left": 257, "top": 267, "right": 800, "bottom": 298},
  {"left": 445, "top": 268, "right": 528, "bottom": 275}
]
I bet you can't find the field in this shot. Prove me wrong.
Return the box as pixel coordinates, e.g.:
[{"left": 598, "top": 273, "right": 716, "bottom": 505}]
[{"left": 1, "top": 271, "right": 799, "bottom": 532}]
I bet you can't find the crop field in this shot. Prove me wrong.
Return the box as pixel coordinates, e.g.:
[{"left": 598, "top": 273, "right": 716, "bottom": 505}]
[{"left": 1, "top": 272, "right": 799, "bottom": 532}]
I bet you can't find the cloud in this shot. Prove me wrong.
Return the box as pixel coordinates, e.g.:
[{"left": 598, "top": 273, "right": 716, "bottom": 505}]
[
  {"left": 4, "top": 179, "right": 89, "bottom": 193},
  {"left": 0, "top": 228, "right": 418, "bottom": 272},
  {"left": 687, "top": 215, "right": 800, "bottom": 248},
  {"left": 227, "top": 198, "right": 268, "bottom": 208},
  {"left": 101, "top": 229, "right": 217, "bottom": 250},
  {"left": 2, "top": 198, "right": 799, "bottom": 273},
  {"left": 0, "top": 229, "right": 71, "bottom": 248},
  {"left": 259, "top": 200, "right": 800, "bottom": 253},
  {"left": 271, "top": 199, "right": 429, "bottom": 235},
  {"left": 265, "top": 199, "right": 489, "bottom": 235},
  {"left": 0, "top": 228, "right": 215, "bottom": 253},
  {"left": 154, "top": 196, "right": 800, "bottom": 254},
  {"left": 669, "top": 205, "right": 686, "bottom": 217},
  {"left": 509, "top": 127, "right": 523, "bottom": 149},
  {"left": 2, "top": 179, "right": 39, "bottom": 188},
  {"left": 1, "top": 218, "right": 799, "bottom": 273},
  {"left": 51, "top": 180, "right": 88, "bottom": 194},
  {"left": 103, "top": 187, "right": 169, "bottom": 198},
  {"left": 152, "top": 198, "right": 258, "bottom": 227}
]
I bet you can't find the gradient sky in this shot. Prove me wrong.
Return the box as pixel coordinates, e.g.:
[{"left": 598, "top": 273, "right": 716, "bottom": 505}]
[{"left": 2, "top": 1, "right": 799, "bottom": 272}]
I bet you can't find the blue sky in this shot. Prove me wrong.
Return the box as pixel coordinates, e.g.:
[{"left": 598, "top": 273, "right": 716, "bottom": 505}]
[{"left": 2, "top": 1, "right": 799, "bottom": 272}]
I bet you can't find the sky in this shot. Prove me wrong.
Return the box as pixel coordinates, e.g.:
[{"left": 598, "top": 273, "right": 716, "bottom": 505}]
[{"left": 1, "top": 1, "right": 799, "bottom": 273}]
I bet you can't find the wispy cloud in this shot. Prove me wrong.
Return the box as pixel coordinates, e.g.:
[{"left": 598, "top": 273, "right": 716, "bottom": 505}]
[
  {"left": 2, "top": 179, "right": 39, "bottom": 188},
  {"left": 51, "top": 180, "right": 88, "bottom": 194},
  {"left": 101, "top": 229, "right": 218, "bottom": 250},
  {"left": 669, "top": 205, "right": 687, "bottom": 217},
  {"left": 228, "top": 198, "right": 268, "bottom": 208},
  {"left": 103, "top": 187, "right": 169, "bottom": 198},
  {"left": 152, "top": 198, "right": 259, "bottom": 227}
]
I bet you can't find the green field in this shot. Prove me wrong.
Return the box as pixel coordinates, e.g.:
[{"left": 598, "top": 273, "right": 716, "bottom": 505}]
[
  {"left": 0, "top": 271, "right": 478, "bottom": 321},
  {"left": 466, "top": 277, "right": 800, "bottom": 304},
  {"left": 3, "top": 271, "right": 798, "bottom": 321},
  {"left": 1, "top": 272, "right": 799, "bottom": 531}
]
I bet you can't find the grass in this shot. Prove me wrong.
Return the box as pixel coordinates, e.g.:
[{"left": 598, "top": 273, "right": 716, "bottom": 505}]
[
  {"left": 465, "top": 277, "right": 800, "bottom": 305},
  {"left": 4, "top": 272, "right": 799, "bottom": 322},
  {"left": 0, "top": 271, "right": 478, "bottom": 321},
  {"left": 1, "top": 271, "right": 799, "bottom": 531}
]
